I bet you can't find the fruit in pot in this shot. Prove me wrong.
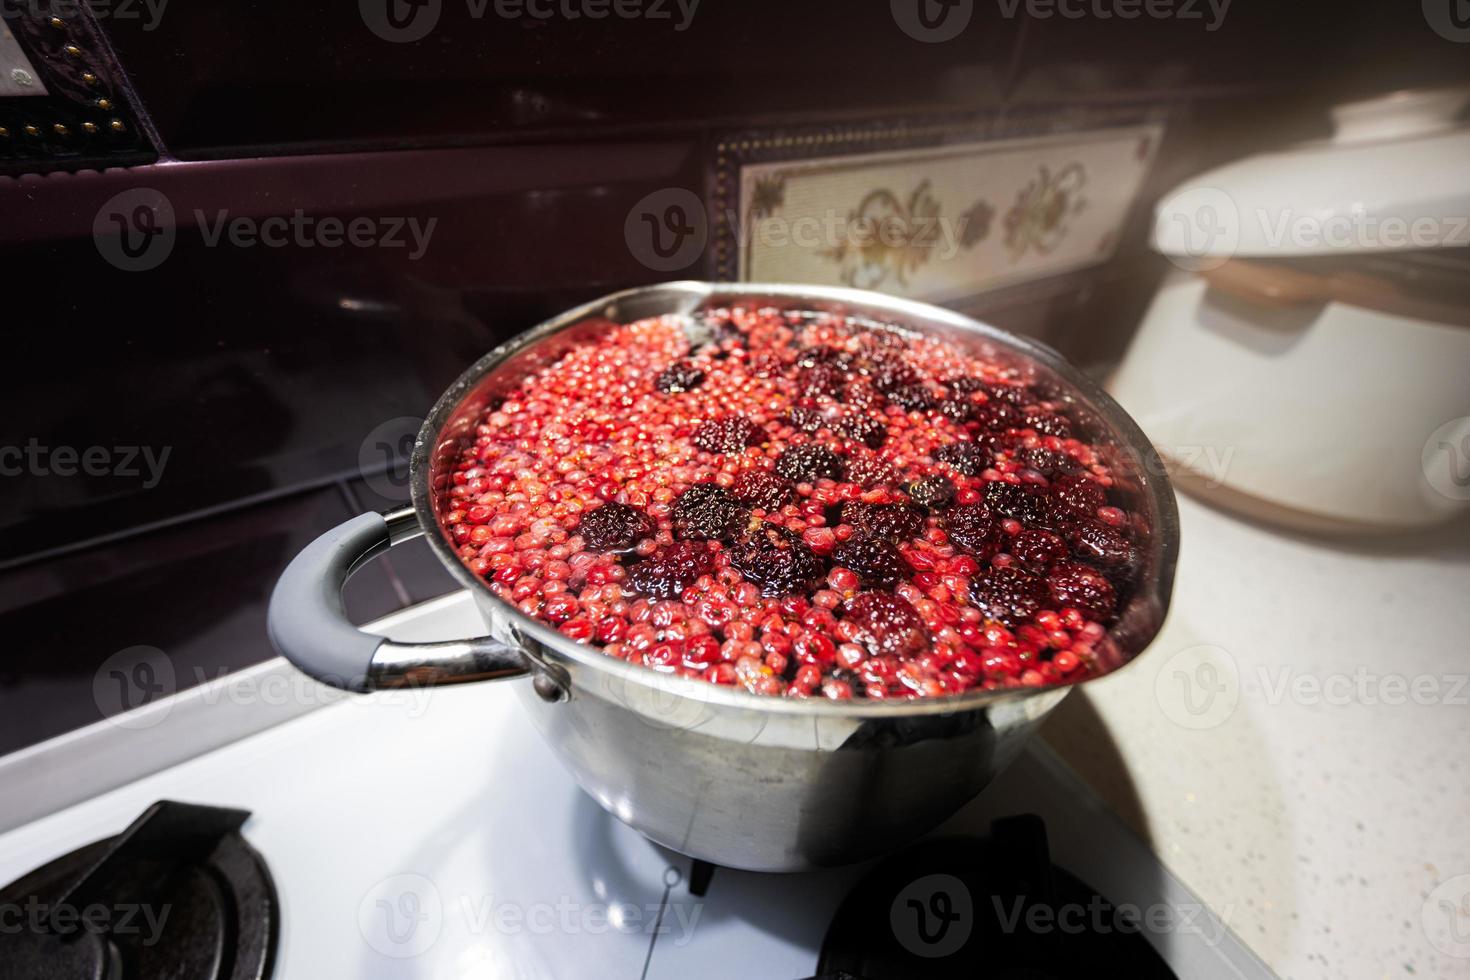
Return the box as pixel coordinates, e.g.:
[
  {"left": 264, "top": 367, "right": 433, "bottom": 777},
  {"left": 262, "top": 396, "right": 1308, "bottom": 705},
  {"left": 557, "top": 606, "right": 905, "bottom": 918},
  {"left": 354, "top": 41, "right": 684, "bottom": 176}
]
[{"left": 439, "top": 306, "right": 1140, "bottom": 700}]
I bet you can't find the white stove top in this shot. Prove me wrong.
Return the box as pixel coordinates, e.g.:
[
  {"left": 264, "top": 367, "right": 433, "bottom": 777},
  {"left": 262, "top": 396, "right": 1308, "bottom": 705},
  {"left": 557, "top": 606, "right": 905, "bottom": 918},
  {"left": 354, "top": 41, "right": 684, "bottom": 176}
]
[{"left": 0, "top": 595, "right": 1269, "bottom": 980}]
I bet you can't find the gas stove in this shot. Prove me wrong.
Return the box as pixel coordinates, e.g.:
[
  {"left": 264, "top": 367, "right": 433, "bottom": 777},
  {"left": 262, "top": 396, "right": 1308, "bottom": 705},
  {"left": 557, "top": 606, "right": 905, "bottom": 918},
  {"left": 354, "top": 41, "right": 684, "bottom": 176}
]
[{"left": 0, "top": 594, "right": 1270, "bottom": 980}]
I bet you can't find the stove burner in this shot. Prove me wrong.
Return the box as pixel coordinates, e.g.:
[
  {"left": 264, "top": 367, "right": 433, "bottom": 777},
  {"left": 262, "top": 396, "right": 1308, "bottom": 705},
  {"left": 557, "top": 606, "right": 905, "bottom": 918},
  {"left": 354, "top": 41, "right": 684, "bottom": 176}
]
[
  {"left": 0, "top": 800, "right": 278, "bottom": 980},
  {"left": 809, "top": 815, "right": 1177, "bottom": 980}
]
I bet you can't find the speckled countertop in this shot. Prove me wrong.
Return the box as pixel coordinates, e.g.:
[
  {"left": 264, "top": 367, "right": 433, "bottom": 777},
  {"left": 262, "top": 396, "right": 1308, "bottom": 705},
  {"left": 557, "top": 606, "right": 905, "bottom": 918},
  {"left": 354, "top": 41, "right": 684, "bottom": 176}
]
[{"left": 1040, "top": 491, "right": 1470, "bottom": 980}]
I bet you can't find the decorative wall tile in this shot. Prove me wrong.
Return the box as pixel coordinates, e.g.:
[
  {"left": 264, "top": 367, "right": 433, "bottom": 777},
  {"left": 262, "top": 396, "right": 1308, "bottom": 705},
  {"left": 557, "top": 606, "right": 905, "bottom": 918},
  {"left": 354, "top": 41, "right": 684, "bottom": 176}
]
[{"left": 733, "top": 124, "right": 1161, "bottom": 305}]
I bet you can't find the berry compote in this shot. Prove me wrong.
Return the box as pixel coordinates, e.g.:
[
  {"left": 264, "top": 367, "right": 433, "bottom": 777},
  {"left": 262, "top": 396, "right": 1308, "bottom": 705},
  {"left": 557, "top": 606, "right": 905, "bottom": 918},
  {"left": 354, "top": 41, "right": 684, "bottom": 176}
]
[{"left": 438, "top": 308, "right": 1141, "bottom": 701}]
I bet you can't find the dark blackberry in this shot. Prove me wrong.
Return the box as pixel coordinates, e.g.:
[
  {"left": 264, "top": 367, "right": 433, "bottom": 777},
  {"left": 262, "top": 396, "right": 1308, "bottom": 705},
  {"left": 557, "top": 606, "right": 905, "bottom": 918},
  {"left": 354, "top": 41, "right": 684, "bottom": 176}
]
[
  {"left": 731, "top": 469, "right": 796, "bottom": 513},
  {"left": 869, "top": 361, "right": 920, "bottom": 394},
  {"left": 1019, "top": 447, "right": 1081, "bottom": 477},
  {"left": 907, "top": 475, "right": 956, "bottom": 511},
  {"left": 654, "top": 361, "right": 705, "bottom": 394},
  {"left": 795, "top": 345, "right": 851, "bottom": 370},
  {"left": 672, "top": 483, "right": 747, "bottom": 541},
  {"left": 934, "top": 440, "right": 993, "bottom": 477},
  {"left": 785, "top": 406, "right": 828, "bottom": 434},
  {"left": 844, "top": 454, "right": 898, "bottom": 489},
  {"left": 983, "top": 481, "right": 1056, "bottom": 529},
  {"left": 969, "top": 566, "right": 1048, "bottom": 626},
  {"left": 945, "top": 376, "right": 988, "bottom": 394},
  {"left": 844, "top": 592, "right": 930, "bottom": 659},
  {"left": 943, "top": 505, "right": 1002, "bottom": 558},
  {"left": 975, "top": 430, "right": 1024, "bottom": 458},
  {"left": 836, "top": 414, "right": 888, "bottom": 449},
  {"left": 1011, "top": 529, "right": 1068, "bottom": 571},
  {"left": 887, "top": 383, "right": 937, "bottom": 412},
  {"left": 692, "top": 416, "right": 765, "bottom": 455},
  {"left": 973, "top": 399, "right": 1023, "bottom": 432},
  {"left": 575, "top": 503, "right": 655, "bottom": 553},
  {"left": 774, "top": 444, "right": 846, "bottom": 483},
  {"left": 844, "top": 502, "right": 926, "bottom": 542},
  {"left": 627, "top": 542, "right": 715, "bottom": 599},
  {"left": 1069, "top": 520, "right": 1135, "bottom": 569},
  {"left": 1047, "top": 561, "right": 1117, "bottom": 621},
  {"left": 831, "top": 537, "right": 905, "bottom": 588},
  {"left": 798, "top": 364, "right": 845, "bottom": 399},
  {"left": 857, "top": 328, "right": 908, "bottom": 351},
  {"left": 729, "top": 523, "right": 825, "bottom": 597},
  {"left": 1049, "top": 473, "right": 1107, "bottom": 520},
  {"left": 843, "top": 381, "right": 887, "bottom": 412},
  {"left": 984, "top": 382, "right": 1030, "bottom": 406},
  {"left": 1023, "top": 409, "right": 1073, "bottom": 438},
  {"left": 938, "top": 398, "right": 974, "bottom": 424}
]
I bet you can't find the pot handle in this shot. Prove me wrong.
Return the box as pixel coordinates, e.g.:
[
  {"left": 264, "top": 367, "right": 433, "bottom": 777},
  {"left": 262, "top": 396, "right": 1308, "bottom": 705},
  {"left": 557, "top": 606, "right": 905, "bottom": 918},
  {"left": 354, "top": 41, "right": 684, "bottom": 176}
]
[{"left": 267, "top": 507, "right": 533, "bottom": 692}]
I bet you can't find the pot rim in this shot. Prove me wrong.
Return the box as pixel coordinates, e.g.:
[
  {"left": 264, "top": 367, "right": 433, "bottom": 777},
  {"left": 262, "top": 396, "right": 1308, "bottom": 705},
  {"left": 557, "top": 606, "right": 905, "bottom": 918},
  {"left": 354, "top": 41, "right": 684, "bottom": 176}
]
[{"left": 410, "top": 281, "right": 1180, "bottom": 719}]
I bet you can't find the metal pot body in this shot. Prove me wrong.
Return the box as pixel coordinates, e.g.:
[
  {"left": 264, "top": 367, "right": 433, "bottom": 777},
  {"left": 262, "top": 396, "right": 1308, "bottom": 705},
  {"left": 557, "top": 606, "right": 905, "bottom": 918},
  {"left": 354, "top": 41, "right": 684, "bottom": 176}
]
[{"left": 469, "top": 585, "right": 1070, "bottom": 871}]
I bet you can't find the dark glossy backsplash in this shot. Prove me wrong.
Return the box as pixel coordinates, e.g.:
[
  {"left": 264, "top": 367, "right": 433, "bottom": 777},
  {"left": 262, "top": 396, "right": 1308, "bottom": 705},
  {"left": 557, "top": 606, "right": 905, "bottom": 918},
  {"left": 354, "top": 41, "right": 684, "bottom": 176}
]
[{"left": 1, "top": 0, "right": 1466, "bottom": 753}]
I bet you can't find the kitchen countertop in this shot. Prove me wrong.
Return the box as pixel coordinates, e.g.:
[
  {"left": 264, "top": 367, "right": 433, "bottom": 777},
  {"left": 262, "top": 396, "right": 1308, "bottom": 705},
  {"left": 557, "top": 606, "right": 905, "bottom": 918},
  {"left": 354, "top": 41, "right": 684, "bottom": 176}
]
[{"left": 1041, "top": 491, "right": 1470, "bottom": 979}]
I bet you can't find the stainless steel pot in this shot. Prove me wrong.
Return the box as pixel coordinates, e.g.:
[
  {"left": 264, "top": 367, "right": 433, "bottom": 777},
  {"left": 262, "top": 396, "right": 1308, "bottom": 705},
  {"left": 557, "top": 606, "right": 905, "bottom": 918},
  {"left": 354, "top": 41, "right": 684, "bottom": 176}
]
[{"left": 268, "top": 282, "right": 1179, "bottom": 872}]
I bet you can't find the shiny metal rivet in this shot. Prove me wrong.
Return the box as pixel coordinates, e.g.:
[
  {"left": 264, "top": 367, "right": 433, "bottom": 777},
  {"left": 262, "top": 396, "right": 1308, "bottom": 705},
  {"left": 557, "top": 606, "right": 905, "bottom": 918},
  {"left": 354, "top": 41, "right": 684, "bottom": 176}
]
[
  {"left": 50, "top": 16, "right": 66, "bottom": 28},
  {"left": 82, "top": 71, "right": 98, "bottom": 84},
  {"left": 533, "top": 672, "right": 569, "bottom": 704},
  {"left": 82, "top": 121, "right": 97, "bottom": 134},
  {"left": 63, "top": 43, "right": 81, "bottom": 56},
  {"left": 109, "top": 119, "right": 125, "bottom": 132},
  {"left": 24, "top": 124, "right": 40, "bottom": 137},
  {"left": 53, "top": 123, "right": 69, "bottom": 136},
  {"left": 0, "top": 127, "right": 9, "bottom": 138},
  {"left": 96, "top": 98, "right": 113, "bottom": 110}
]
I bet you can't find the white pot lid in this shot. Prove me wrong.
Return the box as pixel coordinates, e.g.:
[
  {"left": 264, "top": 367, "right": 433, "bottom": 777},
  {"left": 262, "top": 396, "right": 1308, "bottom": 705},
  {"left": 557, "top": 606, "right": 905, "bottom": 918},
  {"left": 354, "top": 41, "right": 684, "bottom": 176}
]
[{"left": 1153, "top": 88, "right": 1470, "bottom": 260}]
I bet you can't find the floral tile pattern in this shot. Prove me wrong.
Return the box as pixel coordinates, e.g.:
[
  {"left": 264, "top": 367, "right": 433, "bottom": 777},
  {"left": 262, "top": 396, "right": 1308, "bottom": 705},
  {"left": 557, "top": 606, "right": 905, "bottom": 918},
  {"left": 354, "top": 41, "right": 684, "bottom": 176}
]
[{"left": 735, "top": 125, "right": 1160, "bottom": 304}]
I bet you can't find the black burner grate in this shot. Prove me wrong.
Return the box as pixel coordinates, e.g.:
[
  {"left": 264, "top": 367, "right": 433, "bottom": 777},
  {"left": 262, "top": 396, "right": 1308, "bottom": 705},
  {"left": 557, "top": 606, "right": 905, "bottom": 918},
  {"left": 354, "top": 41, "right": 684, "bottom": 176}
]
[{"left": 0, "top": 801, "right": 277, "bottom": 980}]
